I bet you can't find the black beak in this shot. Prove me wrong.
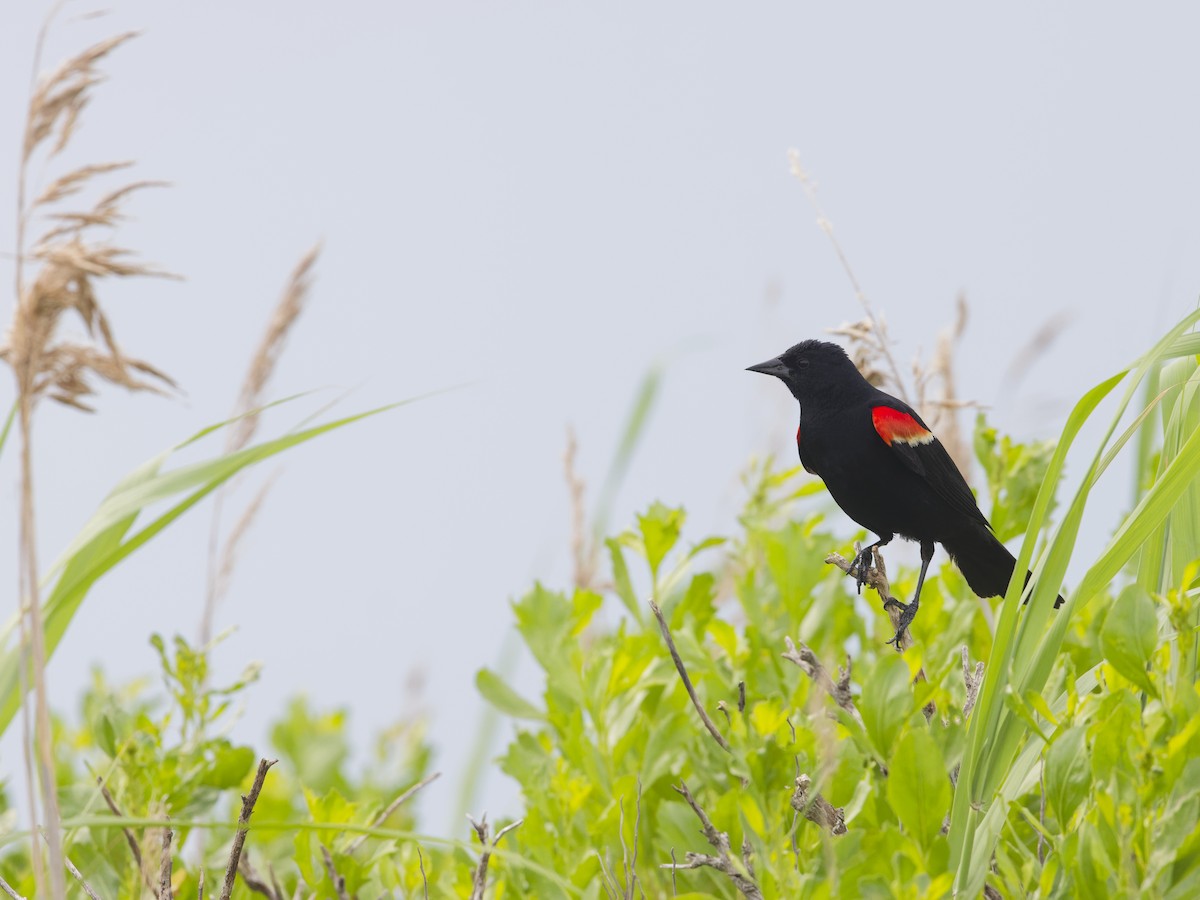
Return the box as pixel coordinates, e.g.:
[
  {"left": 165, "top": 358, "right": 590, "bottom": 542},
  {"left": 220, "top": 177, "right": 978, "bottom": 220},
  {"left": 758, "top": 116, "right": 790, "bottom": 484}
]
[{"left": 746, "top": 357, "right": 788, "bottom": 379}]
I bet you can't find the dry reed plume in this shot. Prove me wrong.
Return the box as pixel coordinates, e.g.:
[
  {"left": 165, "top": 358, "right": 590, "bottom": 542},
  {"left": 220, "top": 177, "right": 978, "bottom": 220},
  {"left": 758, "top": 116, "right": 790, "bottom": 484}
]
[
  {"left": 200, "top": 244, "right": 320, "bottom": 644},
  {"left": 4, "top": 22, "right": 173, "bottom": 895}
]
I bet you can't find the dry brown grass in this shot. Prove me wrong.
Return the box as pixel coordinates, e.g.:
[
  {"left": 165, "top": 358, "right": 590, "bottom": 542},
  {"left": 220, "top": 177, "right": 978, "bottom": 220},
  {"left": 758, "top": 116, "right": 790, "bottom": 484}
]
[
  {"left": 200, "top": 244, "right": 320, "bottom": 644},
  {"left": 4, "top": 22, "right": 172, "bottom": 894}
]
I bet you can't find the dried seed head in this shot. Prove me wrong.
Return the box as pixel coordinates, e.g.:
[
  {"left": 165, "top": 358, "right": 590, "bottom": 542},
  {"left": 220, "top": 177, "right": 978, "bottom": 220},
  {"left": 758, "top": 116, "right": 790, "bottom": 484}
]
[{"left": 5, "top": 30, "right": 175, "bottom": 413}]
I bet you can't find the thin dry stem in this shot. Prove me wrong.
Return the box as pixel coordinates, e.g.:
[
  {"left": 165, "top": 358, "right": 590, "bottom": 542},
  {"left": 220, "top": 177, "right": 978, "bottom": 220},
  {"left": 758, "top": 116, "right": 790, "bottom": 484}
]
[
  {"left": 206, "top": 471, "right": 280, "bottom": 618},
  {"left": 65, "top": 855, "right": 102, "bottom": 900},
  {"left": 158, "top": 825, "right": 173, "bottom": 900},
  {"left": 660, "top": 782, "right": 763, "bottom": 899},
  {"left": 417, "top": 846, "right": 429, "bottom": 900},
  {"left": 649, "top": 600, "right": 731, "bottom": 752},
  {"left": 467, "top": 813, "right": 523, "bottom": 900},
  {"left": 96, "top": 776, "right": 143, "bottom": 869},
  {"left": 320, "top": 846, "right": 349, "bottom": 900},
  {"left": 237, "top": 852, "right": 282, "bottom": 900},
  {"left": 343, "top": 771, "right": 442, "bottom": 854},
  {"left": 0, "top": 878, "right": 23, "bottom": 900},
  {"left": 220, "top": 758, "right": 276, "bottom": 900}
]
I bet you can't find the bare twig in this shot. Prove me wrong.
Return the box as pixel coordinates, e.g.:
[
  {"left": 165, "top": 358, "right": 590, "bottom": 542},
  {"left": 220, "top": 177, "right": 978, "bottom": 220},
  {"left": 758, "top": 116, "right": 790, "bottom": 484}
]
[
  {"left": 343, "top": 770, "right": 441, "bottom": 854},
  {"left": 790, "top": 774, "right": 847, "bottom": 835},
  {"left": 158, "top": 825, "right": 173, "bottom": 899},
  {"left": 65, "top": 855, "right": 102, "bottom": 900},
  {"left": 737, "top": 681, "right": 746, "bottom": 713},
  {"left": 321, "top": 846, "right": 350, "bottom": 900},
  {"left": 961, "top": 646, "right": 985, "bottom": 719},
  {"left": 782, "top": 637, "right": 862, "bottom": 725},
  {"left": 417, "top": 846, "right": 429, "bottom": 899},
  {"left": 467, "top": 813, "right": 523, "bottom": 900},
  {"left": 96, "top": 775, "right": 144, "bottom": 870},
  {"left": 649, "top": 601, "right": 731, "bottom": 752},
  {"left": 198, "top": 868, "right": 205, "bottom": 900},
  {"left": 0, "top": 875, "right": 25, "bottom": 900},
  {"left": 238, "top": 853, "right": 282, "bottom": 900},
  {"left": 659, "top": 782, "right": 763, "bottom": 899},
  {"left": 220, "top": 758, "right": 277, "bottom": 900}
]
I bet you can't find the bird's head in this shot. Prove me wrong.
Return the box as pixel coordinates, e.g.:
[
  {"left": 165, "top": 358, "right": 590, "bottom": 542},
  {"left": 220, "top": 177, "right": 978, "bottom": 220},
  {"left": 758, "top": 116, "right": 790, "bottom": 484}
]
[{"left": 746, "top": 339, "right": 865, "bottom": 405}]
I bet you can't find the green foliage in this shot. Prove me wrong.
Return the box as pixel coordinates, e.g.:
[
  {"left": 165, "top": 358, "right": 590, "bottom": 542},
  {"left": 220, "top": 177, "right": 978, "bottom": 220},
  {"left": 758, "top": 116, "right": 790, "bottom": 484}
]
[
  {"left": 4, "top": 318, "right": 1200, "bottom": 896},
  {"left": 975, "top": 414, "right": 1058, "bottom": 543}
]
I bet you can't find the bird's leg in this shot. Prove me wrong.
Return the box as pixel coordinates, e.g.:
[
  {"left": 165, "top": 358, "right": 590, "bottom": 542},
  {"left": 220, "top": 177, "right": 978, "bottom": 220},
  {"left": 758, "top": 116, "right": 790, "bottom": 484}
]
[
  {"left": 886, "top": 541, "right": 935, "bottom": 649},
  {"left": 852, "top": 534, "right": 892, "bottom": 594}
]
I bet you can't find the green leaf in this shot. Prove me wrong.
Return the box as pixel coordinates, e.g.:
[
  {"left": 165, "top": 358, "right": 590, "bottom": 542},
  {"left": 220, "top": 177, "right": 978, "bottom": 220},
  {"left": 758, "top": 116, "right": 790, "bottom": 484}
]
[
  {"left": 887, "top": 725, "right": 952, "bottom": 854},
  {"left": 475, "top": 668, "right": 545, "bottom": 721},
  {"left": 860, "top": 655, "right": 912, "bottom": 757},
  {"left": 1045, "top": 725, "right": 1090, "bottom": 828},
  {"left": 206, "top": 743, "right": 256, "bottom": 788},
  {"left": 606, "top": 537, "right": 640, "bottom": 620},
  {"left": 1100, "top": 584, "right": 1159, "bottom": 694},
  {"left": 637, "top": 502, "right": 685, "bottom": 579}
]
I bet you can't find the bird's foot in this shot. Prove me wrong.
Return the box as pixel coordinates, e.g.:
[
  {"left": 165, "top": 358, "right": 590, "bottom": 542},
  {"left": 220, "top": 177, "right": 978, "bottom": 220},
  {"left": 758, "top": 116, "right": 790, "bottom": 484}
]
[
  {"left": 851, "top": 547, "right": 874, "bottom": 594},
  {"left": 884, "top": 598, "right": 918, "bottom": 650}
]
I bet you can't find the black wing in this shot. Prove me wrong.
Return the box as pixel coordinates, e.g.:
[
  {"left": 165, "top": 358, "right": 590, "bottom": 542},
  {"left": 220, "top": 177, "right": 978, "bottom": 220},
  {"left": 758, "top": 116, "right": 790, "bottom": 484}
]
[{"left": 870, "top": 398, "right": 991, "bottom": 530}]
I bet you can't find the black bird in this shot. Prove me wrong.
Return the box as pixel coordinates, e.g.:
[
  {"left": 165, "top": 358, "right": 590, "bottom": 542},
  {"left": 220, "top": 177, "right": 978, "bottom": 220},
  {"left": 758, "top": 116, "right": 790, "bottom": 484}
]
[{"left": 748, "top": 339, "right": 1063, "bottom": 646}]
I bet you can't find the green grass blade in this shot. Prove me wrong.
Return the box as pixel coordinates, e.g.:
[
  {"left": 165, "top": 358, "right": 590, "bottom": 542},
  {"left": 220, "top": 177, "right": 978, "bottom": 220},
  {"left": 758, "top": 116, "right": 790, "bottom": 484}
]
[{"left": 0, "top": 401, "right": 409, "bottom": 737}]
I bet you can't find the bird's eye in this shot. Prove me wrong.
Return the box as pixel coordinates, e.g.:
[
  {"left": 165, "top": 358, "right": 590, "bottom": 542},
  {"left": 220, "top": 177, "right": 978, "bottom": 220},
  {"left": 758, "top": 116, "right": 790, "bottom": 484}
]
[{"left": 797, "top": 359, "right": 810, "bottom": 369}]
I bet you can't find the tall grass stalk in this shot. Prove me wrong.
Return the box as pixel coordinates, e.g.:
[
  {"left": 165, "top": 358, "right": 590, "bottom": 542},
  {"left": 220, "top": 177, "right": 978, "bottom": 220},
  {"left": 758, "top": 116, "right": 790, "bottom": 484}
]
[{"left": 948, "top": 308, "right": 1200, "bottom": 895}]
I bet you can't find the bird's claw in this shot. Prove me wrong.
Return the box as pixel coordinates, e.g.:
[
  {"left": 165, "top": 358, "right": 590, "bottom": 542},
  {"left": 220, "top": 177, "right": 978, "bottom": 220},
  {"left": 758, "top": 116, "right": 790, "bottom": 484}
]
[
  {"left": 852, "top": 547, "right": 873, "bottom": 594},
  {"left": 884, "top": 599, "right": 918, "bottom": 650}
]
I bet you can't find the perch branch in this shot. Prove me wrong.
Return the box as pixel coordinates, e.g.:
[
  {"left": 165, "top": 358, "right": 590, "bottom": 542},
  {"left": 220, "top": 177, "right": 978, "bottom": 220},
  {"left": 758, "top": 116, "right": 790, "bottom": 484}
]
[
  {"left": 826, "top": 546, "right": 915, "bottom": 653},
  {"left": 649, "top": 600, "right": 731, "bottom": 752}
]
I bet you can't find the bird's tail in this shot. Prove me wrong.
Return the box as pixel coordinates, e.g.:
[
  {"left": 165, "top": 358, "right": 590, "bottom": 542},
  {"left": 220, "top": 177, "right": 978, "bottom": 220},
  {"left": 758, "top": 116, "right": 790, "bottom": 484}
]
[{"left": 944, "top": 524, "right": 1065, "bottom": 609}]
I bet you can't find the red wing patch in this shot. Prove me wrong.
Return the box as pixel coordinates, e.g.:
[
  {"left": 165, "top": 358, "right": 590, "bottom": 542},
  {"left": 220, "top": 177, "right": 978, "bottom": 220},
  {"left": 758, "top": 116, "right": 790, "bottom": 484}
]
[
  {"left": 796, "top": 424, "right": 802, "bottom": 446},
  {"left": 872, "top": 406, "right": 934, "bottom": 447}
]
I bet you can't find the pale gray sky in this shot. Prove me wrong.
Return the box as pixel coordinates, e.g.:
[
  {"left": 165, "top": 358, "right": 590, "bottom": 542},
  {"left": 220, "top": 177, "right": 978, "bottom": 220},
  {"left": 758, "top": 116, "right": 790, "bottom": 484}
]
[{"left": 2, "top": 2, "right": 1198, "bottom": 836}]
